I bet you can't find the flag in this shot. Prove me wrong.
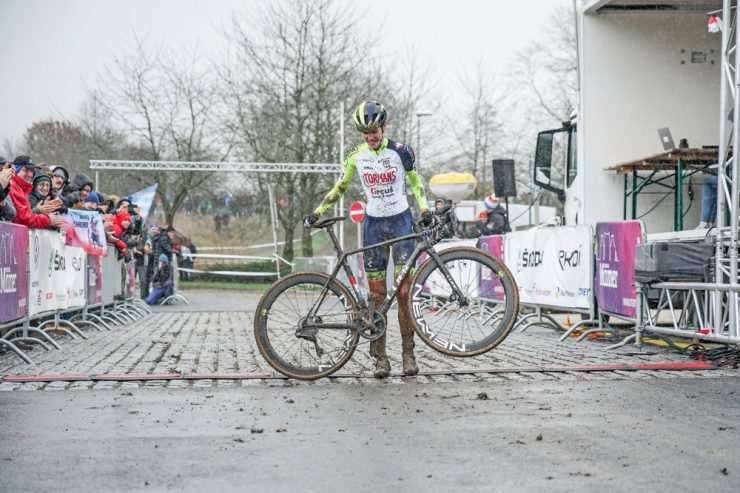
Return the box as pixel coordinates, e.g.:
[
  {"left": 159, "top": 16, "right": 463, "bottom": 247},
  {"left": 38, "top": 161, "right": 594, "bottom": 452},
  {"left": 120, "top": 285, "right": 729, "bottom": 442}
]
[
  {"left": 708, "top": 14, "right": 722, "bottom": 33},
  {"left": 126, "top": 184, "right": 158, "bottom": 223}
]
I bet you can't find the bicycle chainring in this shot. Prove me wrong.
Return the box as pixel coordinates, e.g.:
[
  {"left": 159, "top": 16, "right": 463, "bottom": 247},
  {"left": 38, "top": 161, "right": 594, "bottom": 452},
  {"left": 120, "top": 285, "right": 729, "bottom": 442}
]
[{"left": 359, "top": 312, "right": 386, "bottom": 341}]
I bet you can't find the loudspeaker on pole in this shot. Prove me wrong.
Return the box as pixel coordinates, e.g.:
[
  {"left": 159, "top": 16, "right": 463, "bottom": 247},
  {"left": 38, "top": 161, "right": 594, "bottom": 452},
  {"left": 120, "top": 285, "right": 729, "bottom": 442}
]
[{"left": 491, "top": 159, "right": 517, "bottom": 198}]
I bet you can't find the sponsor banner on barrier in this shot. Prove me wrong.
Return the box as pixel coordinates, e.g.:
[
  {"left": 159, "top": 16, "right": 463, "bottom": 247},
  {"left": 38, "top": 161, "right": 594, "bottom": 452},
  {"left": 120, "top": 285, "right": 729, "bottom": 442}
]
[
  {"left": 477, "top": 235, "right": 505, "bottom": 301},
  {"left": 504, "top": 226, "right": 592, "bottom": 309},
  {"left": 86, "top": 254, "right": 103, "bottom": 304},
  {"left": 101, "top": 246, "right": 122, "bottom": 304},
  {"left": 0, "top": 222, "right": 29, "bottom": 324},
  {"left": 594, "top": 221, "right": 643, "bottom": 318},
  {"left": 125, "top": 260, "right": 136, "bottom": 297},
  {"left": 66, "top": 246, "right": 87, "bottom": 308},
  {"left": 61, "top": 209, "right": 107, "bottom": 256},
  {"left": 28, "top": 230, "right": 87, "bottom": 316}
]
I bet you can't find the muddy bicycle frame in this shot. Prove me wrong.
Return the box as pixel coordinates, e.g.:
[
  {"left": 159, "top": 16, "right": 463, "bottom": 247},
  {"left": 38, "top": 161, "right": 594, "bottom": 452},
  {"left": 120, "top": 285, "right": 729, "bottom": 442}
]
[{"left": 303, "top": 215, "right": 467, "bottom": 332}]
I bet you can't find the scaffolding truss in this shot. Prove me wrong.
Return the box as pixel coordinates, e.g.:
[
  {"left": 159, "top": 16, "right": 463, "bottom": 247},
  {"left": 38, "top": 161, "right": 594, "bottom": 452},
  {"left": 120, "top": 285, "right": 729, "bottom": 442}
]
[{"left": 89, "top": 160, "right": 340, "bottom": 174}]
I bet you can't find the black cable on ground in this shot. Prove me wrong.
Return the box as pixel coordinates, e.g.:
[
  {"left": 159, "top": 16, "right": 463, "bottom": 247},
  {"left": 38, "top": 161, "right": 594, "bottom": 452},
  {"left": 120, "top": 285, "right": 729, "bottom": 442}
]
[{"left": 685, "top": 344, "right": 740, "bottom": 368}]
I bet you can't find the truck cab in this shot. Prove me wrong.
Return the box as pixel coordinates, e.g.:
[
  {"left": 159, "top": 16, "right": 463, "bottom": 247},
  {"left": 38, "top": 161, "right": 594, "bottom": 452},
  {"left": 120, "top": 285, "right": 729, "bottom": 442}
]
[{"left": 533, "top": 112, "right": 581, "bottom": 226}]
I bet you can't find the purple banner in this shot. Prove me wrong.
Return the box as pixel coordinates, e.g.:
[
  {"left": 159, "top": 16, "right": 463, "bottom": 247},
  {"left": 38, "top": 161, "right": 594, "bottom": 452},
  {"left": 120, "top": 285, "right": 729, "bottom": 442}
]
[
  {"left": 125, "top": 260, "right": 136, "bottom": 297},
  {"left": 594, "top": 221, "right": 643, "bottom": 318},
  {"left": 0, "top": 223, "right": 28, "bottom": 323},
  {"left": 86, "top": 254, "right": 102, "bottom": 305},
  {"left": 477, "top": 235, "right": 505, "bottom": 301}
]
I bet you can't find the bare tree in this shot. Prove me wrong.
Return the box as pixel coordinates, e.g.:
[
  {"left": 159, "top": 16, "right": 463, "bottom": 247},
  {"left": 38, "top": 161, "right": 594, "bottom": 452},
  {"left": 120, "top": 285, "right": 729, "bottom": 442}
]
[
  {"left": 92, "top": 37, "right": 231, "bottom": 224},
  {"left": 222, "top": 0, "right": 391, "bottom": 259}
]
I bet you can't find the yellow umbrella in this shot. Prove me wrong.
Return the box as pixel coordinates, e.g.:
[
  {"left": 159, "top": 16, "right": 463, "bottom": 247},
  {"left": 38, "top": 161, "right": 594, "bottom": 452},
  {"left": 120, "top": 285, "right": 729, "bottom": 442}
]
[{"left": 428, "top": 172, "right": 477, "bottom": 201}]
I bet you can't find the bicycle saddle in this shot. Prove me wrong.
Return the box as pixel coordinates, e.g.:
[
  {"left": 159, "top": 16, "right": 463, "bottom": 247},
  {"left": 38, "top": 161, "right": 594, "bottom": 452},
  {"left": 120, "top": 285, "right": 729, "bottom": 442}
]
[{"left": 313, "top": 216, "right": 345, "bottom": 228}]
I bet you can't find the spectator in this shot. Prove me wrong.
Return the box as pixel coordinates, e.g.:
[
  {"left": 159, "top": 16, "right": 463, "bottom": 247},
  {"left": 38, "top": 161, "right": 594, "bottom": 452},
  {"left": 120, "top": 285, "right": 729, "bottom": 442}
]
[
  {"left": 143, "top": 224, "right": 160, "bottom": 299},
  {"left": 0, "top": 156, "right": 17, "bottom": 222},
  {"left": 62, "top": 172, "right": 94, "bottom": 209},
  {"left": 434, "top": 197, "right": 458, "bottom": 239},
  {"left": 47, "top": 165, "right": 69, "bottom": 214},
  {"left": 110, "top": 210, "right": 131, "bottom": 258},
  {"left": 153, "top": 225, "right": 175, "bottom": 262},
  {"left": 9, "top": 156, "right": 64, "bottom": 229},
  {"left": 27, "top": 171, "right": 59, "bottom": 215},
  {"left": 179, "top": 238, "right": 197, "bottom": 281},
  {"left": 697, "top": 173, "right": 718, "bottom": 229},
  {"left": 145, "top": 254, "right": 173, "bottom": 305},
  {"left": 475, "top": 194, "right": 509, "bottom": 237},
  {"left": 128, "top": 203, "right": 144, "bottom": 236},
  {"left": 48, "top": 165, "right": 69, "bottom": 197}
]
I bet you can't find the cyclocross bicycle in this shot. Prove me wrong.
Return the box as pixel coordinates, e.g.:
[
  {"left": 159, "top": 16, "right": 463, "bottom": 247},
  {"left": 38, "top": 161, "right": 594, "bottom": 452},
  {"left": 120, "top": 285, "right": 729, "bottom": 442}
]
[{"left": 254, "top": 210, "right": 519, "bottom": 380}]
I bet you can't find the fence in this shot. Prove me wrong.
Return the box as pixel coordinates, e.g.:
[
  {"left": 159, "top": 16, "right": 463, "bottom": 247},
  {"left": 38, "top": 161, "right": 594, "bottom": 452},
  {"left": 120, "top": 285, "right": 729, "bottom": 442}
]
[{"left": 0, "top": 222, "right": 150, "bottom": 365}]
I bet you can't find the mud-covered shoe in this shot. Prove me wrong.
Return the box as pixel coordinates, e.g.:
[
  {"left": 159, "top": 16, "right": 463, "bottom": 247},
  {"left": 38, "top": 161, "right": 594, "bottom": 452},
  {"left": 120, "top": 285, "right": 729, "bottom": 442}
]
[
  {"left": 374, "top": 356, "right": 391, "bottom": 379},
  {"left": 402, "top": 351, "right": 419, "bottom": 376}
]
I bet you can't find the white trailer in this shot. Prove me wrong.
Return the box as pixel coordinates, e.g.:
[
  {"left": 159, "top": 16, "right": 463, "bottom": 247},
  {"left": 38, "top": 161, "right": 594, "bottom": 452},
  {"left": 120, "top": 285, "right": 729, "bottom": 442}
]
[{"left": 534, "top": 0, "right": 722, "bottom": 234}]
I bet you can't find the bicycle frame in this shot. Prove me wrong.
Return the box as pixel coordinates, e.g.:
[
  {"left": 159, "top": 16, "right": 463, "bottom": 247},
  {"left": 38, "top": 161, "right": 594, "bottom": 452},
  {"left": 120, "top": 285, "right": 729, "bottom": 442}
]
[{"left": 304, "top": 218, "right": 466, "bottom": 330}]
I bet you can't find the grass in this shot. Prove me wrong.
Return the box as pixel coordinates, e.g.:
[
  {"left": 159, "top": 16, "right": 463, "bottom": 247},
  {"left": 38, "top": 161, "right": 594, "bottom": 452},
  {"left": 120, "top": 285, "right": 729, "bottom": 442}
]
[{"left": 180, "top": 280, "right": 273, "bottom": 292}]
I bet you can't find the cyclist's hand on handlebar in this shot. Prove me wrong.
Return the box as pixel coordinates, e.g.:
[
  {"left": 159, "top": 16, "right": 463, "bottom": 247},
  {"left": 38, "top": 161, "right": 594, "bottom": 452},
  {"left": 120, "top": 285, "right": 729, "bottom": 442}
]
[
  {"left": 419, "top": 209, "right": 435, "bottom": 227},
  {"left": 303, "top": 212, "right": 319, "bottom": 228}
]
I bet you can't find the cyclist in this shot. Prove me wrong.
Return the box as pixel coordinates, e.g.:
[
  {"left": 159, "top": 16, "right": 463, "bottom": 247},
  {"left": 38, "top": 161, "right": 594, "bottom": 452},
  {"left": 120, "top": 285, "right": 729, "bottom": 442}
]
[{"left": 304, "top": 101, "right": 433, "bottom": 378}]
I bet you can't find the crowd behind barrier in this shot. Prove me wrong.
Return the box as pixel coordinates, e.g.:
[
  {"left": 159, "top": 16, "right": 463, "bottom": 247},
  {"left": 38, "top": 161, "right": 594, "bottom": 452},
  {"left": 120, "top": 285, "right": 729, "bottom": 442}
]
[{"left": 0, "top": 222, "right": 150, "bottom": 364}]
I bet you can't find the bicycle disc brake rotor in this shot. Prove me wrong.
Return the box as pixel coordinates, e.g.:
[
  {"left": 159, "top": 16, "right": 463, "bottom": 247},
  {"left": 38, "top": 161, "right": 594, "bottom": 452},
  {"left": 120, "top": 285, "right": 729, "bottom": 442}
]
[{"left": 359, "top": 312, "right": 386, "bottom": 341}]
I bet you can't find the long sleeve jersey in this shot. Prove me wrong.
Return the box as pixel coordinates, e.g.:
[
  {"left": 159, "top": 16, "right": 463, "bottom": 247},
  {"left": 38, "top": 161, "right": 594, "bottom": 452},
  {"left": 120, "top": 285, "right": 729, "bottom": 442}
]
[{"left": 315, "top": 138, "right": 428, "bottom": 218}]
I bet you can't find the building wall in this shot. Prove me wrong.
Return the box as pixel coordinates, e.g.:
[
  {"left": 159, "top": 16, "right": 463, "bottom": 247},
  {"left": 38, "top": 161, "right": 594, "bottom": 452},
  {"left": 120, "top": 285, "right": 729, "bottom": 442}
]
[{"left": 580, "top": 12, "right": 721, "bottom": 232}]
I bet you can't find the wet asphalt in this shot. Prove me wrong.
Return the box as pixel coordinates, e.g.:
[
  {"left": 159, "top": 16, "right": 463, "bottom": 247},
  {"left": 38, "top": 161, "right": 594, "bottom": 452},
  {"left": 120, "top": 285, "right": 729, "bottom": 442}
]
[{"left": 0, "top": 376, "right": 738, "bottom": 492}]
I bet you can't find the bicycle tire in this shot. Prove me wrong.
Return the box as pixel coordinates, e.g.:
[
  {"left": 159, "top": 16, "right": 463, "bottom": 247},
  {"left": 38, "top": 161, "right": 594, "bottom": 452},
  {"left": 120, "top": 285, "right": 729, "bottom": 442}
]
[
  {"left": 408, "top": 247, "right": 519, "bottom": 357},
  {"left": 254, "top": 272, "right": 359, "bottom": 380}
]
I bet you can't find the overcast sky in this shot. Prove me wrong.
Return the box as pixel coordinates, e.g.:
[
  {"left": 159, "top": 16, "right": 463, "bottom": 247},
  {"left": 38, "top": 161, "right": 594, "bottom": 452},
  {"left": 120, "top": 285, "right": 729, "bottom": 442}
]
[{"left": 0, "top": 0, "right": 570, "bottom": 149}]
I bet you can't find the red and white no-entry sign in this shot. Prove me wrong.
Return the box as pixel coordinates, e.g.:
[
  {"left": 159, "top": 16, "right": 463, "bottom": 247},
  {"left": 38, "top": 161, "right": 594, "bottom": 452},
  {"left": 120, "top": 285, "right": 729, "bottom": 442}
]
[{"left": 349, "top": 201, "right": 366, "bottom": 223}]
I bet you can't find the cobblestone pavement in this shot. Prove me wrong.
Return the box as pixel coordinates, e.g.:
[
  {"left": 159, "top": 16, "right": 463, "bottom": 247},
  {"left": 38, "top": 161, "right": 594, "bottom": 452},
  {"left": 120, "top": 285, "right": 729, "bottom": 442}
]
[{"left": 0, "top": 289, "right": 735, "bottom": 391}]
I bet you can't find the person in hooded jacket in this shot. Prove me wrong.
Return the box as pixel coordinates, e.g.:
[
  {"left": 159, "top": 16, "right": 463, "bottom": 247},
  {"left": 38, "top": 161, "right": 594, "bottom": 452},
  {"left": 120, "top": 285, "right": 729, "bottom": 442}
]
[
  {"left": 144, "top": 254, "right": 173, "bottom": 305},
  {"left": 28, "top": 172, "right": 59, "bottom": 215},
  {"left": 9, "top": 156, "right": 65, "bottom": 229},
  {"left": 109, "top": 210, "right": 132, "bottom": 258},
  {"left": 62, "top": 172, "right": 94, "bottom": 209}
]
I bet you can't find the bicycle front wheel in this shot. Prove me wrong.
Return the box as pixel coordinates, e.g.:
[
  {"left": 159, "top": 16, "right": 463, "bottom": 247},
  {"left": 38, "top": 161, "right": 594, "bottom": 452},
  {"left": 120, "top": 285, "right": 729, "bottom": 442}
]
[
  {"left": 408, "top": 247, "right": 519, "bottom": 357},
  {"left": 254, "top": 272, "right": 359, "bottom": 380}
]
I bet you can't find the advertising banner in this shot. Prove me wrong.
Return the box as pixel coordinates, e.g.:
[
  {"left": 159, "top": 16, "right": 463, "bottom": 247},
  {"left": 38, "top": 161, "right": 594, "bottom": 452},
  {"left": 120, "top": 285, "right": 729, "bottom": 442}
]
[
  {"left": 66, "top": 246, "right": 87, "bottom": 308},
  {"left": 504, "top": 226, "right": 593, "bottom": 309},
  {"left": 61, "top": 209, "right": 107, "bottom": 256},
  {"left": 477, "top": 235, "right": 505, "bottom": 301},
  {"left": 101, "top": 246, "right": 122, "bottom": 304},
  {"left": 28, "top": 230, "right": 87, "bottom": 315},
  {"left": 594, "top": 221, "right": 644, "bottom": 318},
  {"left": 0, "top": 223, "right": 28, "bottom": 324},
  {"left": 125, "top": 259, "right": 136, "bottom": 297},
  {"left": 29, "top": 230, "right": 64, "bottom": 315},
  {"left": 86, "top": 254, "right": 103, "bottom": 305}
]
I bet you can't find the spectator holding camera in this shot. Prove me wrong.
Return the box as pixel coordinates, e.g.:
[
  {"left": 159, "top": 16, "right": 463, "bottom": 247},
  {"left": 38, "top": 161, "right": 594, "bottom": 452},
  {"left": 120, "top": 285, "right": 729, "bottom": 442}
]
[{"left": 0, "top": 156, "right": 17, "bottom": 222}]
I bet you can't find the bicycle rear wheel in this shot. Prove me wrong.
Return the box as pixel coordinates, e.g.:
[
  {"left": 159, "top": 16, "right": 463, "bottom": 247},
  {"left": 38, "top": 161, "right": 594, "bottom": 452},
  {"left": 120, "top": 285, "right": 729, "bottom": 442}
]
[
  {"left": 254, "top": 272, "right": 359, "bottom": 380},
  {"left": 408, "top": 247, "right": 519, "bottom": 357}
]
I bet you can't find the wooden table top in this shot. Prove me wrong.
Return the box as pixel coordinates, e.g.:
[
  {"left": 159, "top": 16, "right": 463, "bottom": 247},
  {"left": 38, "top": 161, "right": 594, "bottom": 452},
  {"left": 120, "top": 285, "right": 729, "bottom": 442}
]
[{"left": 605, "top": 148, "right": 720, "bottom": 174}]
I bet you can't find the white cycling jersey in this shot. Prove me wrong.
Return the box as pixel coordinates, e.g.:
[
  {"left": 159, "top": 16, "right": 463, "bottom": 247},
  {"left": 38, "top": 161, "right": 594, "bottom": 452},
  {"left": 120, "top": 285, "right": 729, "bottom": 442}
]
[{"left": 315, "top": 138, "right": 428, "bottom": 218}]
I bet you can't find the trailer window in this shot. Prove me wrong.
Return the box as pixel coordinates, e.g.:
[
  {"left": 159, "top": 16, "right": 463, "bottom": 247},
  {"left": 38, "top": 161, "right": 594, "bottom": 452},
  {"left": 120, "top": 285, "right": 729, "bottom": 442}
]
[{"left": 566, "top": 126, "right": 577, "bottom": 188}]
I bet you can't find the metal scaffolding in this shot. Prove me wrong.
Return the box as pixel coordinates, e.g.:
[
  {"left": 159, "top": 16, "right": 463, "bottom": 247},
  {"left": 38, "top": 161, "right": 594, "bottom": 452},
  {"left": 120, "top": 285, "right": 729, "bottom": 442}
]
[
  {"left": 89, "top": 160, "right": 339, "bottom": 174},
  {"left": 713, "top": 0, "right": 740, "bottom": 339}
]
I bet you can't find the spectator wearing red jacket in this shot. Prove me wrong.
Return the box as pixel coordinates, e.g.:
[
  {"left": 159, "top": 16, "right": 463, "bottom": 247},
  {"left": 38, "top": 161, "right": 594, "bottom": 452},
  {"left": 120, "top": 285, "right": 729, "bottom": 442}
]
[
  {"left": 9, "top": 156, "right": 64, "bottom": 229},
  {"left": 110, "top": 210, "right": 131, "bottom": 256}
]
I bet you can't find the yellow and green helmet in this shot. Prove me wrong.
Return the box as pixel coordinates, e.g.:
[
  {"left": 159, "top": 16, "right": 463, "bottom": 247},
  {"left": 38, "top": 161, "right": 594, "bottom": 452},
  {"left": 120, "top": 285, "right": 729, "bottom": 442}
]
[{"left": 352, "top": 100, "right": 387, "bottom": 133}]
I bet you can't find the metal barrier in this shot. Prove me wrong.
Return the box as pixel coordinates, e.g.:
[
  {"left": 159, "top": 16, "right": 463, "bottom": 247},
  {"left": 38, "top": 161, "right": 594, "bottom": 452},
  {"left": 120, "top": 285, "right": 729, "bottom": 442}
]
[{"left": 0, "top": 222, "right": 149, "bottom": 365}]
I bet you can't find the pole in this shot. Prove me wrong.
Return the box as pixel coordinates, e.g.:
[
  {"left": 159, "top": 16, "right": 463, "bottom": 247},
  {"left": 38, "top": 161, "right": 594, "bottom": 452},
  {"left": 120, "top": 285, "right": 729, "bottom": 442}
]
[
  {"left": 95, "top": 170, "right": 99, "bottom": 191},
  {"left": 339, "top": 102, "right": 345, "bottom": 251},
  {"left": 528, "top": 159, "right": 533, "bottom": 225},
  {"left": 730, "top": 0, "right": 739, "bottom": 336},
  {"left": 267, "top": 184, "right": 278, "bottom": 256}
]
